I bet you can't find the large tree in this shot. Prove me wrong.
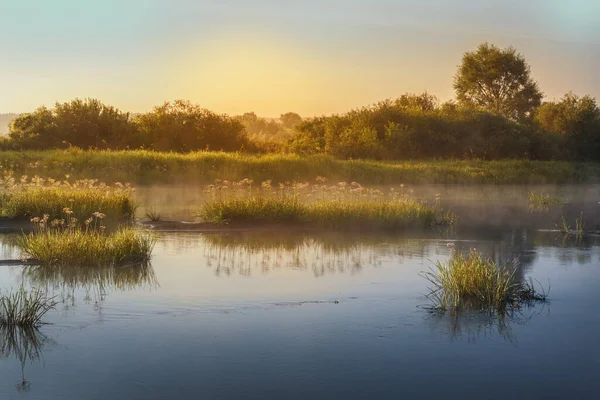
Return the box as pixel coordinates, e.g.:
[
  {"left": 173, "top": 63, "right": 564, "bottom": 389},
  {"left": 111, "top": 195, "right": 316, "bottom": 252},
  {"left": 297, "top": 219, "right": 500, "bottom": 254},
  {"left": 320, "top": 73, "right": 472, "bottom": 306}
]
[{"left": 454, "top": 43, "right": 542, "bottom": 121}]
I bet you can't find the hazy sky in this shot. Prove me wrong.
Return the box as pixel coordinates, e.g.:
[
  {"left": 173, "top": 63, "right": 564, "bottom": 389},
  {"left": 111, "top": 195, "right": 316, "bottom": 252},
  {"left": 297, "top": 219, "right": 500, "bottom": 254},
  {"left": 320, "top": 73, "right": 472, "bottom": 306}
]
[{"left": 1, "top": 0, "right": 599, "bottom": 116}]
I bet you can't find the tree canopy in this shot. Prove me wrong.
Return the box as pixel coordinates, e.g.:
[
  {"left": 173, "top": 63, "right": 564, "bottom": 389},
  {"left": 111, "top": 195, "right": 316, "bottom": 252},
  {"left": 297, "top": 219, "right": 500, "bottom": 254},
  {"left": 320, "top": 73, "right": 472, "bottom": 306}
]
[{"left": 454, "top": 43, "right": 543, "bottom": 121}]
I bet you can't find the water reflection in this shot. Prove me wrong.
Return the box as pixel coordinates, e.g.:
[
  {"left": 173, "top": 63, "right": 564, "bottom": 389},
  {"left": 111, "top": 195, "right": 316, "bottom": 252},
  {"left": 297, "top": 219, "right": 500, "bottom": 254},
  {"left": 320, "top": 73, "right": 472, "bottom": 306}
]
[
  {"left": 201, "top": 232, "right": 439, "bottom": 277},
  {"left": 21, "top": 262, "right": 159, "bottom": 307},
  {"left": 426, "top": 305, "right": 548, "bottom": 345},
  {"left": 0, "top": 326, "right": 53, "bottom": 392}
]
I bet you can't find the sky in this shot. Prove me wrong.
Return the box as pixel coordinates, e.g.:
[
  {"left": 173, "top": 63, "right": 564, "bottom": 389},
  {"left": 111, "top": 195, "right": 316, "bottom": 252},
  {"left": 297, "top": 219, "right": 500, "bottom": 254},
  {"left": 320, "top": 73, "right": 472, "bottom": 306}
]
[{"left": 0, "top": 0, "right": 599, "bottom": 116}]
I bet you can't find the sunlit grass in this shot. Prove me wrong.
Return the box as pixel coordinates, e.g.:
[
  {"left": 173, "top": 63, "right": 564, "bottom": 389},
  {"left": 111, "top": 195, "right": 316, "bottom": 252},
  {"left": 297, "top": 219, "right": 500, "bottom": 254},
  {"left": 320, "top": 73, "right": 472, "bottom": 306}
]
[
  {"left": 0, "top": 173, "right": 136, "bottom": 221},
  {"left": 200, "top": 178, "right": 456, "bottom": 230},
  {"left": 0, "top": 149, "right": 598, "bottom": 184},
  {"left": 16, "top": 211, "right": 156, "bottom": 267},
  {"left": 421, "top": 249, "right": 548, "bottom": 314},
  {"left": 0, "top": 287, "right": 56, "bottom": 328}
]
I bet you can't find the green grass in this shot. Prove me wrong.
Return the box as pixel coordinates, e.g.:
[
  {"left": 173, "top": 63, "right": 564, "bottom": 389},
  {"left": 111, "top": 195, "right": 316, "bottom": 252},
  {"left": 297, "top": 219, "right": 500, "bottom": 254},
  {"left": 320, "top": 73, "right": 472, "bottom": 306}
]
[
  {"left": 0, "top": 173, "right": 136, "bottom": 221},
  {"left": 528, "top": 191, "right": 563, "bottom": 212},
  {"left": 557, "top": 212, "right": 586, "bottom": 238},
  {"left": 0, "top": 287, "right": 56, "bottom": 328},
  {"left": 1, "top": 149, "right": 599, "bottom": 184},
  {"left": 421, "top": 249, "right": 548, "bottom": 314},
  {"left": 16, "top": 217, "right": 156, "bottom": 267},
  {"left": 200, "top": 179, "right": 456, "bottom": 230}
]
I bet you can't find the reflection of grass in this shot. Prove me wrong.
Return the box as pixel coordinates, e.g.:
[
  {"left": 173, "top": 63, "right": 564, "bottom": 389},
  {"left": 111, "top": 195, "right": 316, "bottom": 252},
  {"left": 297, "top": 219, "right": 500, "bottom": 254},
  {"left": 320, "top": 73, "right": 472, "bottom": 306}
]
[
  {"left": 528, "top": 191, "right": 562, "bottom": 212},
  {"left": 0, "top": 287, "right": 56, "bottom": 327},
  {"left": 0, "top": 325, "right": 52, "bottom": 393},
  {"left": 200, "top": 179, "right": 456, "bottom": 230},
  {"left": 421, "top": 250, "right": 548, "bottom": 314}
]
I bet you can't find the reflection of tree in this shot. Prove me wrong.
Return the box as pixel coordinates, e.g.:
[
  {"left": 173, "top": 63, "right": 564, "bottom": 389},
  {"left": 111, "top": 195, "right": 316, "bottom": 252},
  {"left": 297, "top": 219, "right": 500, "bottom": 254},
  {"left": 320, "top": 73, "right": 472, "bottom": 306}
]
[
  {"left": 426, "top": 305, "right": 547, "bottom": 345},
  {"left": 0, "top": 326, "right": 53, "bottom": 393},
  {"left": 202, "top": 232, "right": 435, "bottom": 277},
  {"left": 21, "top": 262, "right": 159, "bottom": 307}
]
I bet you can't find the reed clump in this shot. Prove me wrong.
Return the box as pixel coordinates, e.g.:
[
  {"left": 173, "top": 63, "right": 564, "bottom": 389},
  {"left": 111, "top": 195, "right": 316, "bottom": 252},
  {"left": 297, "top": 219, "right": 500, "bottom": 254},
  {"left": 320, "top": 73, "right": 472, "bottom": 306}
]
[
  {"left": 16, "top": 210, "right": 156, "bottom": 267},
  {"left": 0, "top": 172, "right": 136, "bottom": 221},
  {"left": 200, "top": 178, "right": 456, "bottom": 230},
  {"left": 528, "top": 191, "right": 563, "bottom": 212},
  {"left": 0, "top": 287, "right": 56, "bottom": 328},
  {"left": 421, "top": 249, "right": 548, "bottom": 314}
]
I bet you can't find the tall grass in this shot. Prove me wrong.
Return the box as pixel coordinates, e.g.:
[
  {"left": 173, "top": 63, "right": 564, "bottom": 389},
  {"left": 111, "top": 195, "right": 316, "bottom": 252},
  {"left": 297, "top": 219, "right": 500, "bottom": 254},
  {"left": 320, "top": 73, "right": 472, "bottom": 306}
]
[
  {"left": 16, "top": 211, "right": 156, "bottom": 267},
  {"left": 1, "top": 149, "right": 598, "bottom": 184},
  {"left": 528, "top": 191, "right": 563, "bottom": 212},
  {"left": 200, "top": 178, "right": 456, "bottom": 230},
  {"left": 421, "top": 250, "right": 548, "bottom": 314},
  {"left": 0, "top": 172, "right": 136, "bottom": 221},
  {"left": 0, "top": 287, "right": 56, "bottom": 327}
]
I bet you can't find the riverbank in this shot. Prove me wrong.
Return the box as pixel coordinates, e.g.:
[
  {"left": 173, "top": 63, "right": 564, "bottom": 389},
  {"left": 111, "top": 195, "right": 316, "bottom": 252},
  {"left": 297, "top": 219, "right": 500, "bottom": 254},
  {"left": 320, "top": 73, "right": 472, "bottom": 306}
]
[{"left": 1, "top": 150, "right": 599, "bottom": 184}]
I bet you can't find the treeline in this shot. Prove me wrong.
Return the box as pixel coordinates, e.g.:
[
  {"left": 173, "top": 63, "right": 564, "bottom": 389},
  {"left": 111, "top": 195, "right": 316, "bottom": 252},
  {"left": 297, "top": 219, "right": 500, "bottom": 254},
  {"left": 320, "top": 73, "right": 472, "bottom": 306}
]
[
  {"left": 289, "top": 92, "right": 600, "bottom": 161},
  {"left": 1, "top": 43, "right": 599, "bottom": 161},
  {"left": 0, "top": 99, "right": 303, "bottom": 153}
]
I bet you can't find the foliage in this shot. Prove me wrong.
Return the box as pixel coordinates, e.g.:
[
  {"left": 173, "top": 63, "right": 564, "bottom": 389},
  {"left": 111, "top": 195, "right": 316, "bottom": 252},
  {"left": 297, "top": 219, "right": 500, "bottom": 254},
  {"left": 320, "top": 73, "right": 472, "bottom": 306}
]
[
  {"left": 454, "top": 43, "right": 542, "bottom": 121},
  {"left": 534, "top": 93, "right": 600, "bottom": 160},
  {"left": 200, "top": 178, "right": 456, "bottom": 230},
  {"left": 8, "top": 99, "right": 134, "bottom": 149},
  {"left": 135, "top": 100, "right": 248, "bottom": 152}
]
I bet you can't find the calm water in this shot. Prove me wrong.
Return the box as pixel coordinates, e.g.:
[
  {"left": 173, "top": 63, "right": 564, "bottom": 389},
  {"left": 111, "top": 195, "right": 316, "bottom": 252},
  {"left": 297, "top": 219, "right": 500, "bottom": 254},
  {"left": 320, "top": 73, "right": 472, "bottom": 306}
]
[{"left": 0, "top": 186, "right": 599, "bottom": 399}]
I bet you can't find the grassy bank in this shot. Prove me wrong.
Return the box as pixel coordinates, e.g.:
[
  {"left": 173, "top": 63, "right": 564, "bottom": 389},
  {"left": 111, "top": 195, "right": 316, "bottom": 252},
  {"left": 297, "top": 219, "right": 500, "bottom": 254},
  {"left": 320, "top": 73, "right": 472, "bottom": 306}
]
[
  {"left": 0, "top": 173, "right": 136, "bottom": 221},
  {"left": 1, "top": 149, "right": 599, "bottom": 185},
  {"left": 200, "top": 179, "right": 456, "bottom": 230}
]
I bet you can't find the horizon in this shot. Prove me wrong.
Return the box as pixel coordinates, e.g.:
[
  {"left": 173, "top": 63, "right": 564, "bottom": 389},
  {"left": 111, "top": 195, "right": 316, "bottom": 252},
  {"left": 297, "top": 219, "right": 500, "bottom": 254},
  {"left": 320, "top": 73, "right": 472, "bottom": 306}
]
[{"left": 1, "top": 1, "right": 599, "bottom": 116}]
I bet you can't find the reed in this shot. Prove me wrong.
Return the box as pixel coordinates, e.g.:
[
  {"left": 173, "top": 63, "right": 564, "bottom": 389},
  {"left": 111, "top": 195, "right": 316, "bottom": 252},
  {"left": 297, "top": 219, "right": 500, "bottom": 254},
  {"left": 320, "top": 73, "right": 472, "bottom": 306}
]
[
  {"left": 199, "top": 178, "right": 456, "bottom": 230},
  {"left": 16, "top": 211, "right": 156, "bottom": 267},
  {"left": 421, "top": 249, "right": 548, "bottom": 313},
  {"left": 0, "top": 287, "right": 56, "bottom": 328}
]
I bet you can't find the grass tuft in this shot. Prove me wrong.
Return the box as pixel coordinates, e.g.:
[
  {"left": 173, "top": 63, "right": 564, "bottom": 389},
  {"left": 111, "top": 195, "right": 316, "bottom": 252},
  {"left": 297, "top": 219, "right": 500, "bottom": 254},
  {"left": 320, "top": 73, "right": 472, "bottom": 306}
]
[
  {"left": 199, "top": 179, "right": 456, "bottom": 230},
  {"left": 0, "top": 287, "right": 56, "bottom": 328},
  {"left": 528, "top": 191, "right": 563, "bottom": 212},
  {"left": 0, "top": 173, "right": 136, "bottom": 221},
  {"left": 16, "top": 210, "right": 156, "bottom": 267},
  {"left": 421, "top": 249, "right": 548, "bottom": 314}
]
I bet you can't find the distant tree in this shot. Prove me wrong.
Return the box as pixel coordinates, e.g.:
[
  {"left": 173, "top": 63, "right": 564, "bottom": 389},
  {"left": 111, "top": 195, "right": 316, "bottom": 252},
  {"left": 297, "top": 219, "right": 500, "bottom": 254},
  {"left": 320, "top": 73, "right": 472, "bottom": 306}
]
[
  {"left": 454, "top": 43, "right": 542, "bottom": 121},
  {"left": 236, "top": 112, "right": 282, "bottom": 137},
  {"left": 279, "top": 112, "right": 303, "bottom": 130},
  {"left": 135, "top": 100, "right": 248, "bottom": 152},
  {"left": 394, "top": 93, "right": 438, "bottom": 112},
  {"left": 534, "top": 93, "right": 600, "bottom": 160},
  {"left": 8, "top": 99, "right": 133, "bottom": 149}
]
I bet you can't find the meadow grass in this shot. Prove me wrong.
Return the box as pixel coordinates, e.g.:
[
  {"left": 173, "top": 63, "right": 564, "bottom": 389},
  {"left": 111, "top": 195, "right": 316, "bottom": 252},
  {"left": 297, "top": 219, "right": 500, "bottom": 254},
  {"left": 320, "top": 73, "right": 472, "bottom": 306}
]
[
  {"left": 421, "top": 249, "right": 547, "bottom": 314},
  {"left": 16, "top": 212, "right": 156, "bottom": 267},
  {"left": 199, "top": 178, "right": 456, "bottom": 230},
  {"left": 1, "top": 149, "right": 599, "bottom": 184},
  {"left": 0, "top": 287, "right": 56, "bottom": 328},
  {"left": 0, "top": 173, "right": 136, "bottom": 221}
]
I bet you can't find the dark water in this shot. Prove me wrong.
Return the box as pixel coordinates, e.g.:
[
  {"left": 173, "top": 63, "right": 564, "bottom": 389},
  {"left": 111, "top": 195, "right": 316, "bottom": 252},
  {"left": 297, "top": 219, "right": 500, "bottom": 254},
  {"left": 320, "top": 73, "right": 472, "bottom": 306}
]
[{"left": 1, "top": 186, "right": 600, "bottom": 399}]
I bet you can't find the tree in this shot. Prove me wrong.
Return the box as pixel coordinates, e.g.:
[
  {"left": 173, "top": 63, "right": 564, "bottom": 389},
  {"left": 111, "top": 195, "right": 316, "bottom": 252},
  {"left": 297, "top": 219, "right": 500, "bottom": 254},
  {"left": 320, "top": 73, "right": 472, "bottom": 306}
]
[
  {"left": 454, "top": 43, "right": 542, "bottom": 121},
  {"left": 135, "top": 100, "right": 248, "bottom": 152},
  {"left": 279, "top": 112, "right": 303, "bottom": 130},
  {"left": 534, "top": 93, "right": 600, "bottom": 160}
]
